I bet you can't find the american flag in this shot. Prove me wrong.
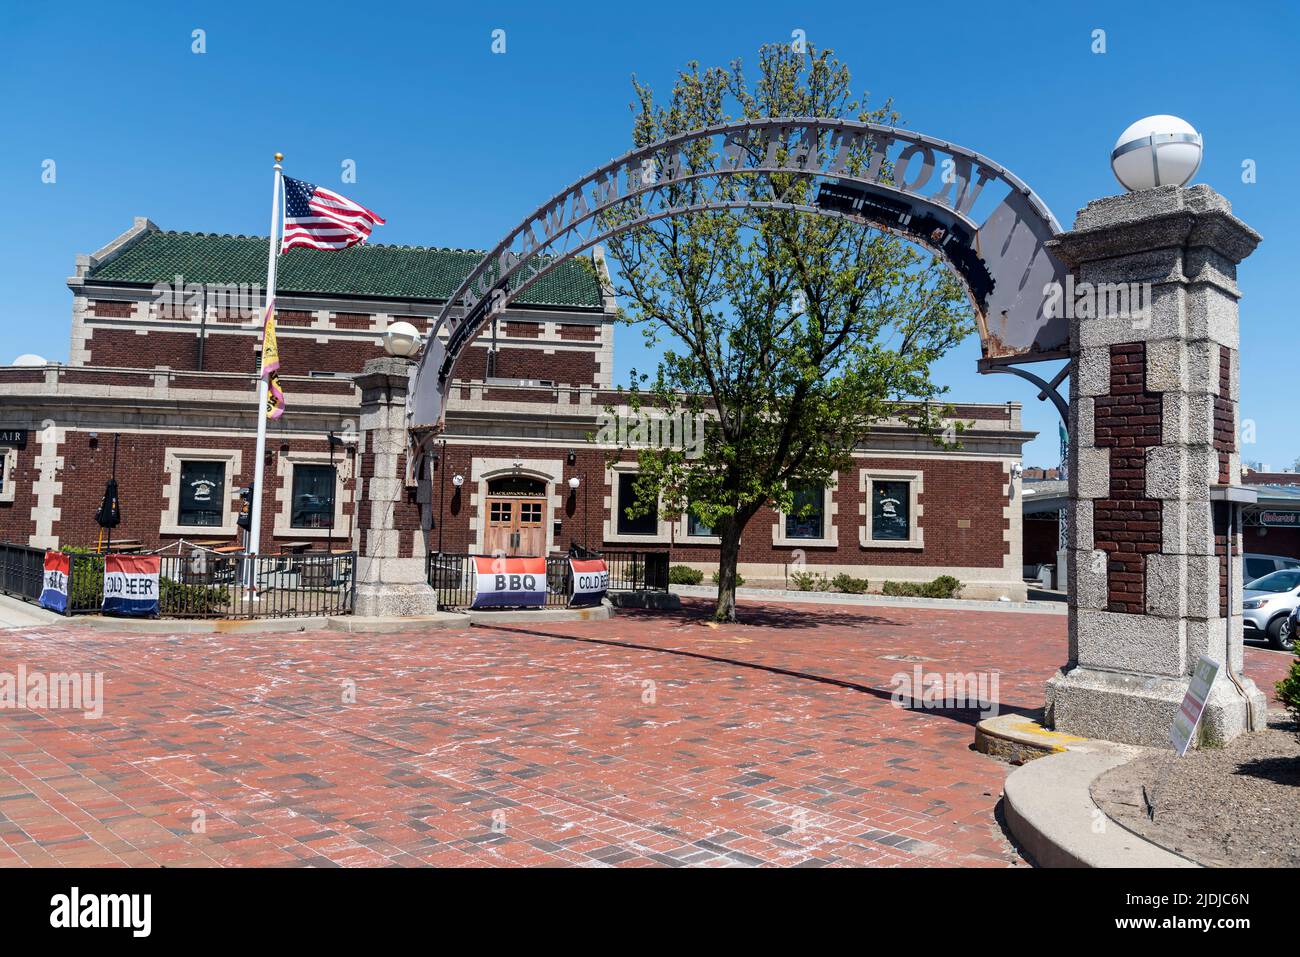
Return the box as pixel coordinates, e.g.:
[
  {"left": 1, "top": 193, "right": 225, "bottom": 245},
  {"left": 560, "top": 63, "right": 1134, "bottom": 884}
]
[{"left": 281, "top": 176, "right": 385, "bottom": 252}]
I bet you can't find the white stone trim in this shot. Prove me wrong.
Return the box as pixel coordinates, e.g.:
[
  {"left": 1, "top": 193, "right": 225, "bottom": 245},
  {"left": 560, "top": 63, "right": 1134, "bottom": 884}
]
[
  {"left": 859, "top": 468, "right": 924, "bottom": 549},
  {"left": 28, "top": 423, "right": 64, "bottom": 549},
  {"left": 160, "top": 447, "right": 243, "bottom": 537},
  {"left": 772, "top": 479, "right": 839, "bottom": 548},
  {"left": 0, "top": 448, "right": 16, "bottom": 504},
  {"left": 273, "top": 449, "right": 353, "bottom": 541},
  {"left": 468, "top": 457, "right": 564, "bottom": 555},
  {"left": 604, "top": 461, "right": 673, "bottom": 544}
]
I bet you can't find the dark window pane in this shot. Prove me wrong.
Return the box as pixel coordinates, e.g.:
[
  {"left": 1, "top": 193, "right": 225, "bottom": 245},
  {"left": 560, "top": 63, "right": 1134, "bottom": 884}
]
[
  {"left": 784, "top": 483, "right": 824, "bottom": 539},
  {"left": 487, "top": 476, "right": 546, "bottom": 496},
  {"left": 687, "top": 509, "right": 713, "bottom": 537},
  {"left": 291, "top": 464, "right": 336, "bottom": 530},
  {"left": 871, "top": 480, "right": 911, "bottom": 541},
  {"left": 179, "top": 461, "right": 226, "bottom": 527},
  {"left": 617, "top": 473, "right": 658, "bottom": 535}
]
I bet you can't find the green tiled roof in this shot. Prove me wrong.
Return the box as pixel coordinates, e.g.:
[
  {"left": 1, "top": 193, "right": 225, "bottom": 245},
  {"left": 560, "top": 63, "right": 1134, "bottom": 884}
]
[{"left": 87, "top": 229, "right": 605, "bottom": 310}]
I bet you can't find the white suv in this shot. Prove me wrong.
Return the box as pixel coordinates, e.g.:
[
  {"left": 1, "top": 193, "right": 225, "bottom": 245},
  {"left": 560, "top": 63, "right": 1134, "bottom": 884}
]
[{"left": 1242, "top": 568, "right": 1300, "bottom": 651}]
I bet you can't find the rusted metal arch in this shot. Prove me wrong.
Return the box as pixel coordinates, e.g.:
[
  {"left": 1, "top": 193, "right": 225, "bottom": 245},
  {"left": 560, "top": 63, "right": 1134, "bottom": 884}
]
[{"left": 407, "top": 117, "right": 1070, "bottom": 446}]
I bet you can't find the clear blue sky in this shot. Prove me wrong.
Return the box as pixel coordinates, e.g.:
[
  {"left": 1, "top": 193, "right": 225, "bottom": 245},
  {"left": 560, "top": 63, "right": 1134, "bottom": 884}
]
[{"left": 2, "top": 0, "right": 1296, "bottom": 468}]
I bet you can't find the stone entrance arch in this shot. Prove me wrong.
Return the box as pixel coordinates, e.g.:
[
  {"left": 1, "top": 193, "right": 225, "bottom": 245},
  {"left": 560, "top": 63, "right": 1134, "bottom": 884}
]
[
  {"left": 407, "top": 118, "right": 1072, "bottom": 439},
  {"left": 371, "top": 118, "right": 1265, "bottom": 749}
]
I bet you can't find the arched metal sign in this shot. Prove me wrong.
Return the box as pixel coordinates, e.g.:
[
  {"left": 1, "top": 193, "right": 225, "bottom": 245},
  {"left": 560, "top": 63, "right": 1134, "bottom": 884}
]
[{"left": 408, "top": 117, "right": 1068, "bottom": 442}]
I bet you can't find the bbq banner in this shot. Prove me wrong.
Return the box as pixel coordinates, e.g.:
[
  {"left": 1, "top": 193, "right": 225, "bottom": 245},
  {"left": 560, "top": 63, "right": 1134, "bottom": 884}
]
[
  {"left": 102, "top": 554, "right": 160, "bottom": 617},
  {"left": 38, "top": 552, "right": 70, "bottom": 613},
  {"left": 568, "top": 558, "right": 608, "bottom": 608},
  {"left": 470, "top": 556, "right": 546, "bottom": 609}
]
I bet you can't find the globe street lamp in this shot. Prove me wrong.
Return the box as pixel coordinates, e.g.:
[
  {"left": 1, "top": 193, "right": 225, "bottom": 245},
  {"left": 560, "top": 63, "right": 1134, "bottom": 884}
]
[
  {"left": 1111, "top": 115, "right": 1203, "bottom": 192},
  {"left": 384, "top": 320, "right": 422, "bottom": 358}
]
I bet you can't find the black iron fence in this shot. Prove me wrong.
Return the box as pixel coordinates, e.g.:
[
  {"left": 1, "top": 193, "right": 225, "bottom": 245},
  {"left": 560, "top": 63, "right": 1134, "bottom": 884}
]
[
  {"left": 426, "top": 550, "right": 668, "bottom": 610},
  {"left": 0, "top": 541, "right": 45, "bottom": 603},
  {"left": 0, "top": 543, "right": 355, "bottom": 619}
]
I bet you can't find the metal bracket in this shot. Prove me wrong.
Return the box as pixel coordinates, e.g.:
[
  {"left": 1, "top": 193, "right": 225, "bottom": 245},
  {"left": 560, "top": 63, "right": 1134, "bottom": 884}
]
[{"left": 977, "top": 358, "right": 1069, "bottom": 425}]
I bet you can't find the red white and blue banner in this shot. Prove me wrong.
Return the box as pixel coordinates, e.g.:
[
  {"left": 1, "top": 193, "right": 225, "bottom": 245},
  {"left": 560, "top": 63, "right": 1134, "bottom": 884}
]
[
  {"left": 568, "top": 558, "right": 608, "bottom": 608},
  {"left": 38, "top": 551, "right": 69, "bottom": 613},
  {"left": 469, "top": 556, "right": 546, "bottom": 609},
  {"left": 102, "top": 554, "right": 160, "bottom": 617}
]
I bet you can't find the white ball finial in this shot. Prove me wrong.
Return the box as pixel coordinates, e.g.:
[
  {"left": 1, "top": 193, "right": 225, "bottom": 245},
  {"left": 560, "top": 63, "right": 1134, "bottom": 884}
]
[
  {"left": 1111, "top": 115, "right": 1203, "bottom": 191},
  {"left": 383, "top": 320, "right": 422, "bottom": 358}
]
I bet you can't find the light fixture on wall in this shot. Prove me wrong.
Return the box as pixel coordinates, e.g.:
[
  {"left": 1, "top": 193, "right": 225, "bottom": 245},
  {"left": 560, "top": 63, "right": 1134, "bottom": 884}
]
[
  {"left": 567, "top": 450, "right": 577, "bottom": 465},
  {"left": 452, "top": 474, "right": 464, "bottom": 488}
]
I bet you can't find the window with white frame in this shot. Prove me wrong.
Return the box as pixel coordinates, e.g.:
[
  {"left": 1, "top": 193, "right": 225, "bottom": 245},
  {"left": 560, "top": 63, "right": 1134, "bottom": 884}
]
[
  {"left": 772, "top": 479, "right": 837, "bottom": 547},
  {"left": 605, "top": 464, "right": 672, "bottom": 543},
  {"left": 860, "top": 469, "right": 924, "bottom": 548},
  {"left": 177, "top": 460, "right": 227, "bottom": 527}
]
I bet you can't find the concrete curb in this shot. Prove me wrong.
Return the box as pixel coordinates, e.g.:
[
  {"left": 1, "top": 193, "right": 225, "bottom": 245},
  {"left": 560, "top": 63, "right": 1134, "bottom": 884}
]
[
  {"left": 57, "top": 615, "right": 331, "bottom": 635},
  {"left": 1002, "top": 744, "right": 1199, "bottom": 868},
  {"left": 327, "top": 613, "right": 470, "bottom": 633},
  {"left": 670, "top": 584, "right": 1067, "bottom": 615},
  {"left": 974, "top": 712, "right": 1092, "bottom": 764},
  {"left": 467, "top": 603, "right": 613, "bottom": 625}
]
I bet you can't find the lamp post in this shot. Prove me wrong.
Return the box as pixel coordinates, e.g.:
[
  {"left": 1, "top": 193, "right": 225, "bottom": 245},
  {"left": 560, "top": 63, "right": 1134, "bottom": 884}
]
[
  {"left": 568, "top": 475, "right": 581, "bottom": 551},
  {"left": 327, "top": 430, "right": 344, "bottom": 555}
]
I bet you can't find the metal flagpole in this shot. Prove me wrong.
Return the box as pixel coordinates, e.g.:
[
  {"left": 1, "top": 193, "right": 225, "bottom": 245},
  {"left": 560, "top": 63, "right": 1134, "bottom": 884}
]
[{"left": 247, "top": 152, "right": 283, "bottom": 586}]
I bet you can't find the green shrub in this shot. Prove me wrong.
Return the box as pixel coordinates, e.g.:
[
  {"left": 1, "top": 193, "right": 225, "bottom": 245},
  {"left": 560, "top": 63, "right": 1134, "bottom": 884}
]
[
  {"left": 711, "top": 570, "right": 745, "bottom": 588},
  {"left": 160, "top": 577, "right": 231, "bottom": 615},
  {"left": 924, "top": 575, "right": 962, "bottom": 599},
  {"left": 669, "top": 564, "right": 704, "bottom": 586},
  {"left": 882, "top": 576, "right": 962, "bottom": 599},
  {"left": 790, "top": 570, "right": 829, "bottom": 591},
  {"left": 60, "top": 546, "right": 104, "bottom": 610},
  {"left": 831, "top": 573, "right": 869, "bottom": 594},
  {"left": 1277, "top": 647, "right": 1300, "bottom": 729}
]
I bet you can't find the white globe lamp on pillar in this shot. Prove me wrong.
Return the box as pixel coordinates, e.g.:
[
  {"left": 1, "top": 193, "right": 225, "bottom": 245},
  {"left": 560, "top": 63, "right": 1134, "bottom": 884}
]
[
  {"left": 383, "top": 320, "right": 422, "bottom": 358},
  {"left": 1110, "top": 115, "right": 1203, "bottom": 191}
]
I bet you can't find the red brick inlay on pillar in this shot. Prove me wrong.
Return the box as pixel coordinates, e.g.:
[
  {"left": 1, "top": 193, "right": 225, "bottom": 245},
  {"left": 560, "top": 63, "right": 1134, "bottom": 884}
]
[
  {"left": 1092, "top": 343, "right": 1163, "bottom": 614},
  {"left": 1213, "top": 345, "right": 1235, "bottom": 484}
]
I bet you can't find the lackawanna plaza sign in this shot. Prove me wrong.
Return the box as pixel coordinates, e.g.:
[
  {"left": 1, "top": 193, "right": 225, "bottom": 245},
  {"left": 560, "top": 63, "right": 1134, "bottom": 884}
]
[{"left": 408, "top": 117, "right": 1069, "bottom": 440}]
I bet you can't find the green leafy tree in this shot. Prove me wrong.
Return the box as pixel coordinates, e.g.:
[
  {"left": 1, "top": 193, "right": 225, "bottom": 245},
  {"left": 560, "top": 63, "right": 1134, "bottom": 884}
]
[{"left": 602, "top": 45, "right": 973, "bottom": 621}]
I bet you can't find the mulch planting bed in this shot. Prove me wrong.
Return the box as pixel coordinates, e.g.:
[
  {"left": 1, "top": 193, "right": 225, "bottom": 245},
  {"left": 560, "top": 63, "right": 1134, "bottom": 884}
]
[{"left": 1092, "top": 710, "right": 1300, "bottom": 868}]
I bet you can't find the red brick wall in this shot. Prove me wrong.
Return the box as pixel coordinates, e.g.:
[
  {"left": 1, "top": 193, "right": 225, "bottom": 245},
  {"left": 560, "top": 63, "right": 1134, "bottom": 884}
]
[
  {"left": 0, "top": 431, "right": 355, "bottom": 552},
  {"left": 426, "top": 445, "right": 1008, "bottom": 569},
  {"left": 1092, "top": 343, "right": 1163, "bottom": 614}
]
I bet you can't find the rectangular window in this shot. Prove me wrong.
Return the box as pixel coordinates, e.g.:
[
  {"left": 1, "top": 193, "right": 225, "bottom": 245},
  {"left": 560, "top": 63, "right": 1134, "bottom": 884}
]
[
  {"left": 871, "top": 480, "right": 911, "bottom": 541},
  {"left": 616, "top": 472, "right": 658, "bottom": 535},
  {"left": 784, "top": 483, "right": 825, "bottom": 539},
  {"left": 686, "top": 509, "right": 713, "bottom": 537},
  {"left": 178, "top": 461, "right": 226, "bottom": 527},
  {"left": 290, "top": 464, "right": 336, "bottom": 530}
]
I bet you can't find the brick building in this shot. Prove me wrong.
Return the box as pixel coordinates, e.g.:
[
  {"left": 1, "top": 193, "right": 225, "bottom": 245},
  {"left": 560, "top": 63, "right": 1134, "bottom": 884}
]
[{"left": 0, "top": 217, "right": 1036, "bottom": 599}]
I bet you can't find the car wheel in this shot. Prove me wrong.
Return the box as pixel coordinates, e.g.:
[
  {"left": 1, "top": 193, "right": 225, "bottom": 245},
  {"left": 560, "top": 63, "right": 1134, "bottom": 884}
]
[{"left": 1267, "top": 615, "right": 1295, "bottom": 652}]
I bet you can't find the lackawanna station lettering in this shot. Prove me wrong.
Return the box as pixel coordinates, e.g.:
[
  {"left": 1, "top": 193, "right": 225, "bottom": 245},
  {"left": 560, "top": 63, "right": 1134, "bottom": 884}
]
[{"left": 0, "top": 217, "right": 1037, "bottom": 598}]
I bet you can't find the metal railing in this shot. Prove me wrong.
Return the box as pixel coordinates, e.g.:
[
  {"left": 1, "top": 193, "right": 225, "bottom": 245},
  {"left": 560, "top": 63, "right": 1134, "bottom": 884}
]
[
  {"left": 426, "top": 549, "right": 668, "bottom": 610},
  {"left": 0, "top": 541, "right": 45, "bottom": 603},
  {"left": 0, "top": 544, "right": 355, "bottom": 619}
]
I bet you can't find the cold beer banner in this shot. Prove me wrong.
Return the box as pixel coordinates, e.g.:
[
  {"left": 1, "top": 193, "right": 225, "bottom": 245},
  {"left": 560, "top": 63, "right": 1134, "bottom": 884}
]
[
  {"left": 102, "top": 554, "right": 161, "bottom": 617},
  {"left": 39, "top": 551, "right": 70, "bottom": 613},
  {"left": 470, "top": 556, "right": 546, "bottom": 609},
  {"left": 568, "top": 558, "right": 608, "bottom": 608}
]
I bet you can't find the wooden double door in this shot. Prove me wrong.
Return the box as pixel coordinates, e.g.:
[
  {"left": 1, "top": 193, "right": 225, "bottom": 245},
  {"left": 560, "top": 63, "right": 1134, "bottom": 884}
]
[{"left": 483, "top": 496, "right": 547, "bottom": 557}]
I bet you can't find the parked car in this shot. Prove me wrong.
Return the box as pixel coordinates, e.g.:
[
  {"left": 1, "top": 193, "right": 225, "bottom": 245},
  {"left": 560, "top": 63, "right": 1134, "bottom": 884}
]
[
  {"left": 1287, "top": 605, "right": 1300, "bottom": 655},
  {"left": 1242, "top": 568, "right": 1300, "bottom": 651},
  {"left": 1243, "top": 553, "right": 1300, "bottom": 582}
]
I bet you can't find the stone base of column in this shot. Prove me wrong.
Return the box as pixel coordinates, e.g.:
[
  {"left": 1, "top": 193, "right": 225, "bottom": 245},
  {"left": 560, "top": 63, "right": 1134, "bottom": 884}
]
[
  {"left": 1045, "top": 665, "right": 1268, "bottom": 749},
  {"left": 353, "top": 556, "right": 439, "bottom": 618}
]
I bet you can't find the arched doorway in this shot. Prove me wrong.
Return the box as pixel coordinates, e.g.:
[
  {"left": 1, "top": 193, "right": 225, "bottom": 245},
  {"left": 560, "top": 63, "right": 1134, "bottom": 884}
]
[{"left": 483, "top": 475, "right": 549, "bottom": 556}]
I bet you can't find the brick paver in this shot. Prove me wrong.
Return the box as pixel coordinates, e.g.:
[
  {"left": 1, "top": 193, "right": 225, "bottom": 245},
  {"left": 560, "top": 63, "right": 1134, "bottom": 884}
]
[{"left": 0, "top": 599, "right": 1289, "bottom": 867}]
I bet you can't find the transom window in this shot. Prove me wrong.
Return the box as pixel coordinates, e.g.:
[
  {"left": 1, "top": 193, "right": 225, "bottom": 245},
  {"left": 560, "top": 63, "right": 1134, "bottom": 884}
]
[
  {"left": 487, "top": 476, "right": 546, "bottom": 496},
  {"left": 178, "top": 461, "right": 226, "bottom": 527}
]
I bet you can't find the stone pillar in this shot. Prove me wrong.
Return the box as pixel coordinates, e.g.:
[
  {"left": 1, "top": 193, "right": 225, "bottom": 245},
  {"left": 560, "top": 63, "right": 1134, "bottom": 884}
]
[
  {"left": 1044, "top": 185, "right": 1267, "bottom": 748},
  {"left": 353, "top": 356, "right": 439, "bottom": 617}
]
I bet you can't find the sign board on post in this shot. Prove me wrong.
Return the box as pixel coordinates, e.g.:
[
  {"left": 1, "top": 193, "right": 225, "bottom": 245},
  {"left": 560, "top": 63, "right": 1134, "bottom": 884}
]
[
  {"left": 568, "top": 558, "right": 608, "bottom": 608},
  {"left": 1170, "top": 656, "right": 1220, "bottom": 756},
  {"left": 469, "top": 555, "right": 546, "bottom": 609},
  {"left": 102, "top": 554, "right": 161, "bottom": 617},
  {"left": 38, "top": 551, "right": 69, "bottom": 613}
]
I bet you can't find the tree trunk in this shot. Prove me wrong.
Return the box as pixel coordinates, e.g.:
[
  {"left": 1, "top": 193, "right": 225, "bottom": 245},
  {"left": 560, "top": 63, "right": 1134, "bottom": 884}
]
[{"left": 714, "top": 517, "right": 744, "bottom": 623}]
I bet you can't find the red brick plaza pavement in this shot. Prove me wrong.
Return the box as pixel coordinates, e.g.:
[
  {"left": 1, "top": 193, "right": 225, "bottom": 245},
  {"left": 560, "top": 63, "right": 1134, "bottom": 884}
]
[{"left": 0, "top": 599, "right": 1289, "bottom": 868}]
